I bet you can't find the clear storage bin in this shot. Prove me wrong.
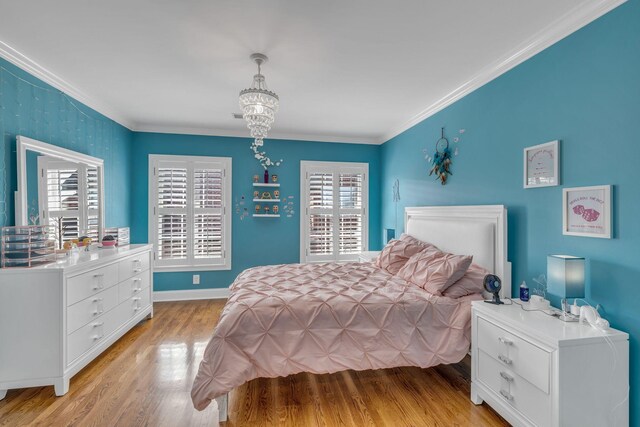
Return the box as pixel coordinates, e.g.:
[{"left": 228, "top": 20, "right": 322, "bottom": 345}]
[{"left": 1, "top": 226, "right": 56, "bottom": 268}]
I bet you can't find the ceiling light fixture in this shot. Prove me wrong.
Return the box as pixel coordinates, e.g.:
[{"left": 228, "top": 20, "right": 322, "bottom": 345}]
[{"left": 238, "top": 53, "right": 279, "bottom": 147}]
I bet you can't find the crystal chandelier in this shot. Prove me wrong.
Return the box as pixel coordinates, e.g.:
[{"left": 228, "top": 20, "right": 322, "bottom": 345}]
[{"left": 239, "top": 53, "right": 279, "bottom": 146}]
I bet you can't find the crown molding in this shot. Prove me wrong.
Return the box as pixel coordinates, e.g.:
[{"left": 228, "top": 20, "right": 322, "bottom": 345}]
[
  {"left": 132, "top": 122, "right": 380, "bottom": 145},
  {"left": 0, "top": 40, "right": 134, "bottom": 129},
  {"left": 1, "top": 0, "right": 626, "bottom": 146},
  {"left": 377, "top": 0, "right": 627, "bottom": 144}
]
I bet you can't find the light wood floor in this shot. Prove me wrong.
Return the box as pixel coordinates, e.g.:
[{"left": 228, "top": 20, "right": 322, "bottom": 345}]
[{"left": 0, "top": 300, "right": 508, "bottom": 426}]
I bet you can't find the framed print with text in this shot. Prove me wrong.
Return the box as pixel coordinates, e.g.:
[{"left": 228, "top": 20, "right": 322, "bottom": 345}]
[
  {"left": 563, "top": 185, "right": 612, "bottom": 238},
  {"left": 524, "top": 140, "right": 559, "bottom": 188}
]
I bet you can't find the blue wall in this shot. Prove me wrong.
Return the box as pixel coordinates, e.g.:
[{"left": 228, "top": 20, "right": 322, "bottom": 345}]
[
  {"left": 0, "top": 58, "right": 133, "bottom": 229},
  {"left": 130, "top": 132, "right": 381, "bottom": 291},
  {"left": 380, "top": 1, "right": 639, "bottom": 424}
]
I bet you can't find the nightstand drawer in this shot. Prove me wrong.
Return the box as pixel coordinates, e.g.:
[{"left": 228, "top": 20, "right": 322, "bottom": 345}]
[
  {"left": 477, "top": 316, "right": 550, "bottom": 393},
  {"left": 478, "top": 350, "right": 551, "bottom": 427}
]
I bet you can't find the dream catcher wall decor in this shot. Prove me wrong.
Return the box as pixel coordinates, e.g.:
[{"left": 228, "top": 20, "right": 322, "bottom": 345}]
[{"left": 429, "top": 127, "right": 453, "bottom": 185}]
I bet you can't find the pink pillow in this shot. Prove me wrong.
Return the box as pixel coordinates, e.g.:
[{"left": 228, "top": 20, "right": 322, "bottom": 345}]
[
  {"left": 397, "top": 249, "right": 473, "bottom": 295},
  {"left": 442, "top": 263, "right": 490, "bottom": 299},
  {"left": 375, "top": 235, "right": 436, "bottom": 275},
  {"left": 399, "top": 233, "right": 429, "bottom": 247}
]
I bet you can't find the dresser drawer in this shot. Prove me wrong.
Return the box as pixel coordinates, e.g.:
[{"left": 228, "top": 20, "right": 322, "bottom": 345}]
[
  {"left": 118, "top": 253, "right": 150, "bottom": 281},
  {"left": 67, "top": 263, "right": 120, "bottom": 306},
  {"left": 118, "top": 272, "right": 150, "bottom": 304},
  {"left": 67, "top": 285, "right": 119, "bottom": 334},
  {"left": 478, "top": 350, "right": 551, "bottom": 427},
  {"left": 120, "top": 289, "right": 152, "bottom": 321},
  {"left": 67, "top": 306, "right": 120, "bottom": 364},
  {"left": 477, "top": 316, "right": 550, "bottom": 393}
]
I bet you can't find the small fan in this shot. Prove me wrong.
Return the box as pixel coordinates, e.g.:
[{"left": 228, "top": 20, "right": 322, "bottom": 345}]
[{"left": 483, "top": 274, "right": 504, "bottom": 305}]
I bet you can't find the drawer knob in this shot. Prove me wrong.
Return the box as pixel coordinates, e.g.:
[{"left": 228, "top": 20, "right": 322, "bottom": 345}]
[
  {"left": 498, "top": 354, "right": 512, "bottom": 365},
  {"left": 498, "top": 337, "right": 513, "bottom": 346},
  {"left": 499, "top": 371, "right": 514, "bottom": 382},
  {"left": 133, "top": 268, "right": 142, "bottom": 273},
  {"left": 500, "top": 389, "right": 514, "bottom": 401}
]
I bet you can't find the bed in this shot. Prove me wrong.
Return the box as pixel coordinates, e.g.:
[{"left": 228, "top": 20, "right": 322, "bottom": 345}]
[{"left": 191, "top": 205, "right": 511, "bottom": 420}]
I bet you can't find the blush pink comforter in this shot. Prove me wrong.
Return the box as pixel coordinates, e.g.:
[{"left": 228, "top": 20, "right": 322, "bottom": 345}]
[{"left": 191, "top": 262, "right": 481, "bottom": 410}]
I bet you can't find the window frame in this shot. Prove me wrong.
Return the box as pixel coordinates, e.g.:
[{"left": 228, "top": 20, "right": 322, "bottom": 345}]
[
  {"left": 148, "top": 154, "right": 232, "bottom": 272},
  {"left": 300, "top": 160, "right": 369, "bottom": 263}
]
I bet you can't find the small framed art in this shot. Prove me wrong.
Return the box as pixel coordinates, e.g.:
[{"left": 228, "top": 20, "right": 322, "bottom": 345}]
[
  {"left": 524, "top": 140, "right": 559, "bottom": 188},
  {"left": 562, "top": 185, "right": 612, "bottom": 238}
]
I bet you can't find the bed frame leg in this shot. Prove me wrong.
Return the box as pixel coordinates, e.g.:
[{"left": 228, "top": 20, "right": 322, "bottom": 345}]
[{"left": 216, "top": 393, "right": 228, "bottom": 422}]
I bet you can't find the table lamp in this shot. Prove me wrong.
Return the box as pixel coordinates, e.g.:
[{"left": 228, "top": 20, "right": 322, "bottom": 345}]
[{"left": 547, "top": 255, "right": 585, "bottom": 322}]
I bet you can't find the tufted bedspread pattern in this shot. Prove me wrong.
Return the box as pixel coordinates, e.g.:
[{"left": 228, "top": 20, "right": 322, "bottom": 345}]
[{"left": 191, "top": 262, "right": 481, "bottom": 410}]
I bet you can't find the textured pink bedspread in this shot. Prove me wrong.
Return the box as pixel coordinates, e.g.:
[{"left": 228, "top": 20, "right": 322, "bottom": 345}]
[{"left": 191, "top": 262, "right": 481, "bottom": 410}]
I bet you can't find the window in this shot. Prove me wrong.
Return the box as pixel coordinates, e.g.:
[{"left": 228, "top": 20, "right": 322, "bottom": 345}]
[
  {"left": 37, "top": 157, "right": 101, "bottom": 249},
  {"left": 300, "top": 161, "right": 368, "bottom": 262},
  {"left": 149, "top": 155, "right": 232, "bottom": 271}
]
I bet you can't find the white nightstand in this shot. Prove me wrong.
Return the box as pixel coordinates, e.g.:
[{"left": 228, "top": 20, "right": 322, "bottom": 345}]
[
  {"left": 471, "top": 300, "right": 629, "bottom": 427},
  {"left": 358, "top": 251, "right": 380, "bottom": 263}
]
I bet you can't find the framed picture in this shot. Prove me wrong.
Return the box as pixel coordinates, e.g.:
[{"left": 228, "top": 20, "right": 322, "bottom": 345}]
[
  {"left": 523, "top": 140, "right": 559, "bottom": 188},
  {"left": 563, "top": 185, "right": 612, "bottom": 238}
]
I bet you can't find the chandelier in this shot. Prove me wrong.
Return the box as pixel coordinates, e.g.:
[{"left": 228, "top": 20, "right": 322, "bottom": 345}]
[{"left": 239, "top": 53, "right": 279, "bottom": 146}]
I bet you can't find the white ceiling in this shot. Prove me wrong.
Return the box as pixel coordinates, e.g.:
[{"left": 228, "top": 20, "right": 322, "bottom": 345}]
[{"left": 0, "top": 0, "right": 623, "bottom": 144}]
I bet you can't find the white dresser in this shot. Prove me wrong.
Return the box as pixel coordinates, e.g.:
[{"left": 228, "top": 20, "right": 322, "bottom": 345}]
[
  {"left": 471, "top": 301, "right": 629, "bottom": 427},
  {"left": 0, "top": 244, "right": 153, "bottom": 399}
]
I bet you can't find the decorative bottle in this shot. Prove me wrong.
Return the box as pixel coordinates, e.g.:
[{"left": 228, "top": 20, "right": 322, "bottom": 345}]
[
  {"left": 519, "top": 281, "right": 530, "bottom": 302},
  {"left": 264, "top": 169, "right": 269, "bottom": 183}
]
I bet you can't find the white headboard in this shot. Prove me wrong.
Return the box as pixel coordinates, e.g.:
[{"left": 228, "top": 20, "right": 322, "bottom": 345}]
[{"left": 404, "top": 205, "right": 511, "bottom": 298}]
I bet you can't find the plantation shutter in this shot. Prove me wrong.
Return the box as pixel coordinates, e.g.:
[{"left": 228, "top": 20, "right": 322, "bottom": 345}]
[
  {"left": 85, "top": 166, "right": 100, "bottom": 240},
  {"left": 150, "top": 155, "right": 231, "bottom": 270},
  {"left": 156, "top": 165, "right": 188, "bottom": 261},
  {"left": 302, "top": 162, "right": 368, "bottom": 263},
  {"left": 38, "top": 159, "right": 83, "bottom": 248},
  {"left": 193, "top": 166, "right": 224, "bottom": 261},
  {"left": 338, "top": 172, "right": 364, "bottom": 255},
  {"left": 308, "top": 172, "right": 334, "bottom": 260}
]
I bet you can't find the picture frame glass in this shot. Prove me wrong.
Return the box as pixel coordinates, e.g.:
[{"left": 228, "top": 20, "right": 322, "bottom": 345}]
[
  {"left": 526, "top": 142, "right": 557, "bottom": 187},
  {"left": 565, "top": 187, "right": 608, "bottom": 236}
]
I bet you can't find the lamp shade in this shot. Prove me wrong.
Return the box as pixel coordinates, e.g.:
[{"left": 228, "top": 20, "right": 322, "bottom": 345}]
[{"left": 547, "top": 255, "right": 585, "bottom": 299}]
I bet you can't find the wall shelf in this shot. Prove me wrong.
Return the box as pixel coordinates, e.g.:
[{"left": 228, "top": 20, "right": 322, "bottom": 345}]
[
  {"left": 253, "top": 199, "right": 280, "bottom": 203},
  {"left": 253, "top": 214, "right": 281, "bottom": 218},
  {"left": 253, "top": 183, "right": 280, "bottom": 187}
]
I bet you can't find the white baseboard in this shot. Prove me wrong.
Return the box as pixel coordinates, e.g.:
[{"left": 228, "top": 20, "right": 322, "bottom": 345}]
[{"left": 153, "top": 288, "right": 229, "bottom": 302}]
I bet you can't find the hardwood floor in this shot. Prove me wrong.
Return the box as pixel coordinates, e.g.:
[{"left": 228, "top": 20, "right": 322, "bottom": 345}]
[{"left": 0, "top": 300, "right": 508, "bottom": 426}]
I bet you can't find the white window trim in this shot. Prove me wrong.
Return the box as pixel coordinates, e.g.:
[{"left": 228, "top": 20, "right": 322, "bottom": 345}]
[
  {"left": 148, "top": 154, "right": 232, "bottom": 272},
  {"left": 300, "top": 160, "right": 369, "bottom": 263}
]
